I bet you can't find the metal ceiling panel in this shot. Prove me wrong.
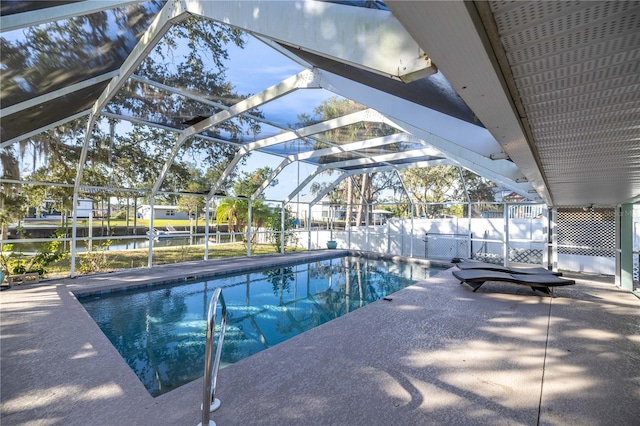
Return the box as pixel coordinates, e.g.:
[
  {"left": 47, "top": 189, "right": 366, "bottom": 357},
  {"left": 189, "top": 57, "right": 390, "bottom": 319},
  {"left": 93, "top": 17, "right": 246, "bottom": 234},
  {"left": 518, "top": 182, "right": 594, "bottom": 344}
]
[
  {"left": 187, "top": 0, "right": 435, "bottom": 83},
  {"left": 388, "top": 0, "right": 640, "bottom": 206},
  {"left": 278, "top": 45, "right": 481, "bottom": 127},
  {"left": 488, "top": 0, "right": 640, "bottom": 205}
]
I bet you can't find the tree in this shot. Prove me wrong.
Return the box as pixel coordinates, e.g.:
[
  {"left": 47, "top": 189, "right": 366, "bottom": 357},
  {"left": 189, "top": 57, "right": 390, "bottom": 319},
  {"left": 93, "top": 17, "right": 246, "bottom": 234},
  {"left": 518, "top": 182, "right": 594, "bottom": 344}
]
[
  {"left": 266, "top": 206, "right": 298, "bottom": 251},
  {"left": 233, "top": 167, "right": 278, "bottom": 198},
  {"left": 401, "top": 166, "right": 496, "bottom": 217},
  {"left": 0, "top": 186, "right": 27, "bottom": 244},
  {"left": 177, "top": 180, "right": 207, "bottom": 230},
  {"left": 2, "top": 11, "right": 260, "bottom": 214},
  {"left": 1, "top": 145, "right": 26, "bottom": 243},
  {"left": 215, "top": 167, "right": 278, "bottom": 238},
  {"left": 298, "top": 97, "right": 405, "bottom": 226},
  {"left": 215, "top": 197, "right": 244, "bottom": 234}
]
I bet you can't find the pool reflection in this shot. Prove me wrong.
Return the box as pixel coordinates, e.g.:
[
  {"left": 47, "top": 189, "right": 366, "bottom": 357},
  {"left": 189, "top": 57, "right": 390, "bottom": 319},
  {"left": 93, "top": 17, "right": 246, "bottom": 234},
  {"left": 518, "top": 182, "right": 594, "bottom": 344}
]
[{"left": 79, "top": 256, "right": 444, "bottom": 396}]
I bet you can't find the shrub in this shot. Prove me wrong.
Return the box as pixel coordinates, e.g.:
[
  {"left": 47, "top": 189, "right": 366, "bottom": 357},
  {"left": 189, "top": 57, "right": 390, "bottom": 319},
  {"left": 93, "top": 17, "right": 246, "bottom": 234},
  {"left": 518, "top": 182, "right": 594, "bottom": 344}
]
[{"left": 0, "top": 230, "right": 68, "bottom": 276}]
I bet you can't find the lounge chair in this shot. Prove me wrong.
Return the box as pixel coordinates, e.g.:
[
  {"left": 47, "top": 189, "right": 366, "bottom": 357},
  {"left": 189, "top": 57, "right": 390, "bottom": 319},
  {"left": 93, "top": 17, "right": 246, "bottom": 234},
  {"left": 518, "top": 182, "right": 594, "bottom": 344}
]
[
  {"left": 456, "top": 260, "right": 561, "bottom": 276},
  {"left": 452, "top": 269, "right": 575, "bottom": 296}
]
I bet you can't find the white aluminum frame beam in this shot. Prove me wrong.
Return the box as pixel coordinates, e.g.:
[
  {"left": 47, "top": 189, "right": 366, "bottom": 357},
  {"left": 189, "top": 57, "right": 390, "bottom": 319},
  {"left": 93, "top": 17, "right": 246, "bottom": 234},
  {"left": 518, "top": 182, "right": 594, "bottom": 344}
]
[
  {"left": 314, "top": 68, "right": 540, "bottom": 200},
  {"left": 295, "top": 133, "right": 438, "bottom": 163},
  {"left": 153, "top": 70, "right": 320, "bottom": 199},
  {"left": 70, "top": 0, "right": 189, "bottom": 277},
  {"left": 307, "top": 161, "right": 448, "bottom": 206},
  {"left": 207, "top": 105, "right": 386, "bottom": 199},
  {"left": 238, "top": 106, "right": 385, "bottom": 156},
  {"left": 308, "top": 172, "right": 353, "bottom": 206},
  {"left": 284, "top": 169, "right": 333, "bottom": 205},
  {"left": 185, "top": 0, "right": 435, "bottom": 83},
  {"left": 100, "top": 112, "right": 247, "bottom": 150},
  {"left": 284, "top": 158, "right": 448, "bottom": 205},
  {"left": 316, "top": 148, "right": 445, "bottom": 171},
  {"left": 154, "top": 69, "right": 321, "bottom": 195},
  {"left": 129, "top": 74, "right": 302, "bottom": 137},
  {"left": 386, "top": 0, "right": 551, "bottom": 204},
  {"left": 0, "top": 0, "right": 147, "bottom": 33},
  {"left": 100, "top": 112, "right": 184, "bottom": 134},
  {"left": 250, "top": 132, "right": 435, "bottom": 201},
  {"left": 75, "top": 0, "right": 189, "bottom": 193},
  {"left": 387, "top": 117, "right": 536, "bottom": 199},
  {"left": 394, "top": 170, "right": 414, "bottom": 204}
]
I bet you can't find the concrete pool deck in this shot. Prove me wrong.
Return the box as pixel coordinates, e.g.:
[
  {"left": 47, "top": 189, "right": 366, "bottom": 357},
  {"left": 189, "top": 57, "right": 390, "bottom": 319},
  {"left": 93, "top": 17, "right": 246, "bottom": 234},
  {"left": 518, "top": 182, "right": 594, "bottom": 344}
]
[{"left": 1, "top": 250, "right": 639, "bottom": 425}]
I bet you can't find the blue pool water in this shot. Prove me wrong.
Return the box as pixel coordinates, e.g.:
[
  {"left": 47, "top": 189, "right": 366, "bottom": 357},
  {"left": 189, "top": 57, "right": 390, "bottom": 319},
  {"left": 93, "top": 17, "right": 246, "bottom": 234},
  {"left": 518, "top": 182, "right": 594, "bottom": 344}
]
[{"left": 79, "top": 255, "right": 445, "bottom": 396}]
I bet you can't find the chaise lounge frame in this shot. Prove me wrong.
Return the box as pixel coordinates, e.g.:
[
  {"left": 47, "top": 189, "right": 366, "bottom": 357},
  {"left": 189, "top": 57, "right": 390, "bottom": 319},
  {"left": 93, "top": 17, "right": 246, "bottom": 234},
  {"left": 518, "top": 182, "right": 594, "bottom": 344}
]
[
  {"left": 455, "top": 260, "right": 561, "bottom": 276},
  {"left": 452, "top": 269, "right": 575, "bottom": 296}
]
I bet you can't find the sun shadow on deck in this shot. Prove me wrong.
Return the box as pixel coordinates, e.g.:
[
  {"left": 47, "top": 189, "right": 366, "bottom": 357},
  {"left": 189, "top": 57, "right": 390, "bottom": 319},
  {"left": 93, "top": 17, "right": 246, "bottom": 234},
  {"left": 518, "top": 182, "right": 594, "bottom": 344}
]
[{"left": 1, "top": 258, "right": 639, "bottom": 425}]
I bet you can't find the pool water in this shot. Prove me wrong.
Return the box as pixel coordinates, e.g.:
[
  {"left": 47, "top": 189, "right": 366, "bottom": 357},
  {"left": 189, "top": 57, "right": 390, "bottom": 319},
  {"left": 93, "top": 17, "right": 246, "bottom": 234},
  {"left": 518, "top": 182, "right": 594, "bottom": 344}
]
[{"left": 79, "top": 255, "right": 445, "bottom": 396}]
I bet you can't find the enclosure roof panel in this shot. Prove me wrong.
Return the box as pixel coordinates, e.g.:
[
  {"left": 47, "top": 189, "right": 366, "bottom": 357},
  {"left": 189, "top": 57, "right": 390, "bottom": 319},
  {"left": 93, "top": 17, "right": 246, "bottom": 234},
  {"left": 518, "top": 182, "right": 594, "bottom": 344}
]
[
  {"left": 2, "top": 0, "right": 638, "bottom": 206},
  {"left": 1, "top": 1, "right": 163, "bottom": 143}
]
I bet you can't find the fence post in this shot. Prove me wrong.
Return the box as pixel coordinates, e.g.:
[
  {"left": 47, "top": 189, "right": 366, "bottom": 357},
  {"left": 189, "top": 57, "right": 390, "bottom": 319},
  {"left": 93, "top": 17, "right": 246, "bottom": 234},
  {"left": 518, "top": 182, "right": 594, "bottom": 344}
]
[{"left": 503, "top": 203, "right": 509, "bottom": 267}]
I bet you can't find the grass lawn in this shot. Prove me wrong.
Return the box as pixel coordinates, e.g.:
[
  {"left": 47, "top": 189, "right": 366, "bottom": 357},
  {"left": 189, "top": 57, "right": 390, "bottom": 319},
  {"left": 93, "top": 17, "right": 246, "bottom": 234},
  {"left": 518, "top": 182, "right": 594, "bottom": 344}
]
[{"left": 43, "top": 243, "right": 303, "bottom": 278}]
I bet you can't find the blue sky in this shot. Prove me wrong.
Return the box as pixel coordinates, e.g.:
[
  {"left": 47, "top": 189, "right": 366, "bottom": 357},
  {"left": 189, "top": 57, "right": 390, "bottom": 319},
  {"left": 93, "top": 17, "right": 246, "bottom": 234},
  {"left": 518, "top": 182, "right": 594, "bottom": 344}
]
[
  {"left": 224, "top": 36, "right": 336, "bottom": 124},
  {"left": 223, "top": 36, "right": 337, "bottom": 201}
]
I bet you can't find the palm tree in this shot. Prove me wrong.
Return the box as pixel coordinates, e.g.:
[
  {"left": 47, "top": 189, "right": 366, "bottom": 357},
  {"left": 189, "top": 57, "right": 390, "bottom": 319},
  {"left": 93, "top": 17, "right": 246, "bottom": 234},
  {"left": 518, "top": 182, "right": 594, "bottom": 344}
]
[
  {"left": 215, "top": 198, "right": 246, "bottom": 233},
  {"left": 250, "top": 200, "right": 272, "bottom": 229}
]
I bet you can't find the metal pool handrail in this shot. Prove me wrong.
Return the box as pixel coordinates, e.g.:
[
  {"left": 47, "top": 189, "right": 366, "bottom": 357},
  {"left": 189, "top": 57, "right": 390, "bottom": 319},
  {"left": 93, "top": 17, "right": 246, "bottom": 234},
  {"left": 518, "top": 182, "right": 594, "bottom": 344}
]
[{"left": 200, "top": 287, "right": 227, "bottom": 426}]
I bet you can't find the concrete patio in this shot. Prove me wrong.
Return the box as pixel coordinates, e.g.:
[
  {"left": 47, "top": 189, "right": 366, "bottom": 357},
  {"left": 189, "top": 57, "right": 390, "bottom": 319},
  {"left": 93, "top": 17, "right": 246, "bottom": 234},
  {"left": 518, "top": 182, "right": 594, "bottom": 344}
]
[{"left": 1, "top": 251, "right": 639, "bottom": 425}]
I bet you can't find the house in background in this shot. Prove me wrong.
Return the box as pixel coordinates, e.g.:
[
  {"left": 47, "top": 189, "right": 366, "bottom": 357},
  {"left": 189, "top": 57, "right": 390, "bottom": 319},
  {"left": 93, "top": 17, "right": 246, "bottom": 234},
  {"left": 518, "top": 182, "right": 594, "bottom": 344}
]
[
  {"left": 290, "top": 195, "right": 332, "bottom": 223},
  {"left": 27, "top": 198, "right": 94, "bottom": 219},
  {"left": 137, "top": 205, "right": 190, "bottom": 220}
]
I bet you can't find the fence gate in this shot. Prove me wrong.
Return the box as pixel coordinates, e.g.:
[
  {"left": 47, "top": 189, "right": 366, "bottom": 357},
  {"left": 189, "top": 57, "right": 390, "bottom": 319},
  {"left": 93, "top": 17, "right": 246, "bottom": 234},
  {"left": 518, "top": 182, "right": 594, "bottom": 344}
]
[{"left": 424, "top": 233, "right": 469, "bottom": 260}]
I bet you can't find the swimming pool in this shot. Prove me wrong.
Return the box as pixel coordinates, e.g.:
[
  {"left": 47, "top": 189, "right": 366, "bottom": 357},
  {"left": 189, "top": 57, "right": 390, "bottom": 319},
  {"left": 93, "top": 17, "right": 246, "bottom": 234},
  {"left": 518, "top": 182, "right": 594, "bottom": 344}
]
[{"left": 79, "top": 254, "right": 446, "bottom": 396}]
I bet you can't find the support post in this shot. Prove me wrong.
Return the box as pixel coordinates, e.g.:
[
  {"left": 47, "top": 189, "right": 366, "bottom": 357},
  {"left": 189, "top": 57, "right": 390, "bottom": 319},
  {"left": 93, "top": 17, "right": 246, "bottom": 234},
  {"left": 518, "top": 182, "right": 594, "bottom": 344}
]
[
  {"left": 386, "top": 214, "right": 391, "bottom": 254},
  {"left": 542, "top": 205, "right": 549, "bottom": 268},
  {"left": 307, "top": 207, "right": 313, "bottom": 250},
  {"left": 281, "top": 202, "right": 286, "bottom": 254},
  {"left": 204, "top": 198, "right": 210, "bottom": 260},
  {"left": 503, "top": 203, "right": 510, "bottom": 266},
  {"left": 549, "top": 207, "right": 558, "bottom": 272},
  {"left": 70, "top": 192, "right": 79, "bottom": 278},
  {"left": 247, "top": 201, "right": 252, "bottom": 257},
  {"left": 410, "top": 203, "right": 415, "bottom": 257},
  {"left": 366, "top": 203, "right": 370, "bottom": 250},
  {"left": 619, "top": 203, "right": 634, "bottom": 291},
  {"left": 148, "top": 197, "right": 155, "bottom": 268},
  {"left": 467, "top": 202, "right": 472, "bottom": 259}
]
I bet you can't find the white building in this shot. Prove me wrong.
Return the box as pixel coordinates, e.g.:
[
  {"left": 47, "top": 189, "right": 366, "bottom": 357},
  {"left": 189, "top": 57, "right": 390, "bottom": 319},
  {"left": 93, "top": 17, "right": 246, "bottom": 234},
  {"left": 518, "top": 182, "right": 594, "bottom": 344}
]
[
  {"left": 137, "top": 205, "right": 190, "bottom": 220},
  {"left": 29, "top": 198, "right": 94, "bottom": 218}
]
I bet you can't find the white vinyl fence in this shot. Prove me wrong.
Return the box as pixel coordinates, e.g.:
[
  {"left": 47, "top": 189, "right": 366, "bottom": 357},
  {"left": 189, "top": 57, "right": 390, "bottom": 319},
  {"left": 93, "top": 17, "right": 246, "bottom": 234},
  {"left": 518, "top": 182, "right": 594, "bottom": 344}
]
[{"left": 294, "top": 215, "right": 639, "bottom": 276}]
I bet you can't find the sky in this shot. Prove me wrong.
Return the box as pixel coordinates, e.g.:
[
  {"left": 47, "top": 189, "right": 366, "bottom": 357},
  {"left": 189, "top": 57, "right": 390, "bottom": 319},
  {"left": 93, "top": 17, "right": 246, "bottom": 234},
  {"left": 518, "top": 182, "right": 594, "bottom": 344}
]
[{"left": 222, "top": 36, "right": 337, "bottom": 202}]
